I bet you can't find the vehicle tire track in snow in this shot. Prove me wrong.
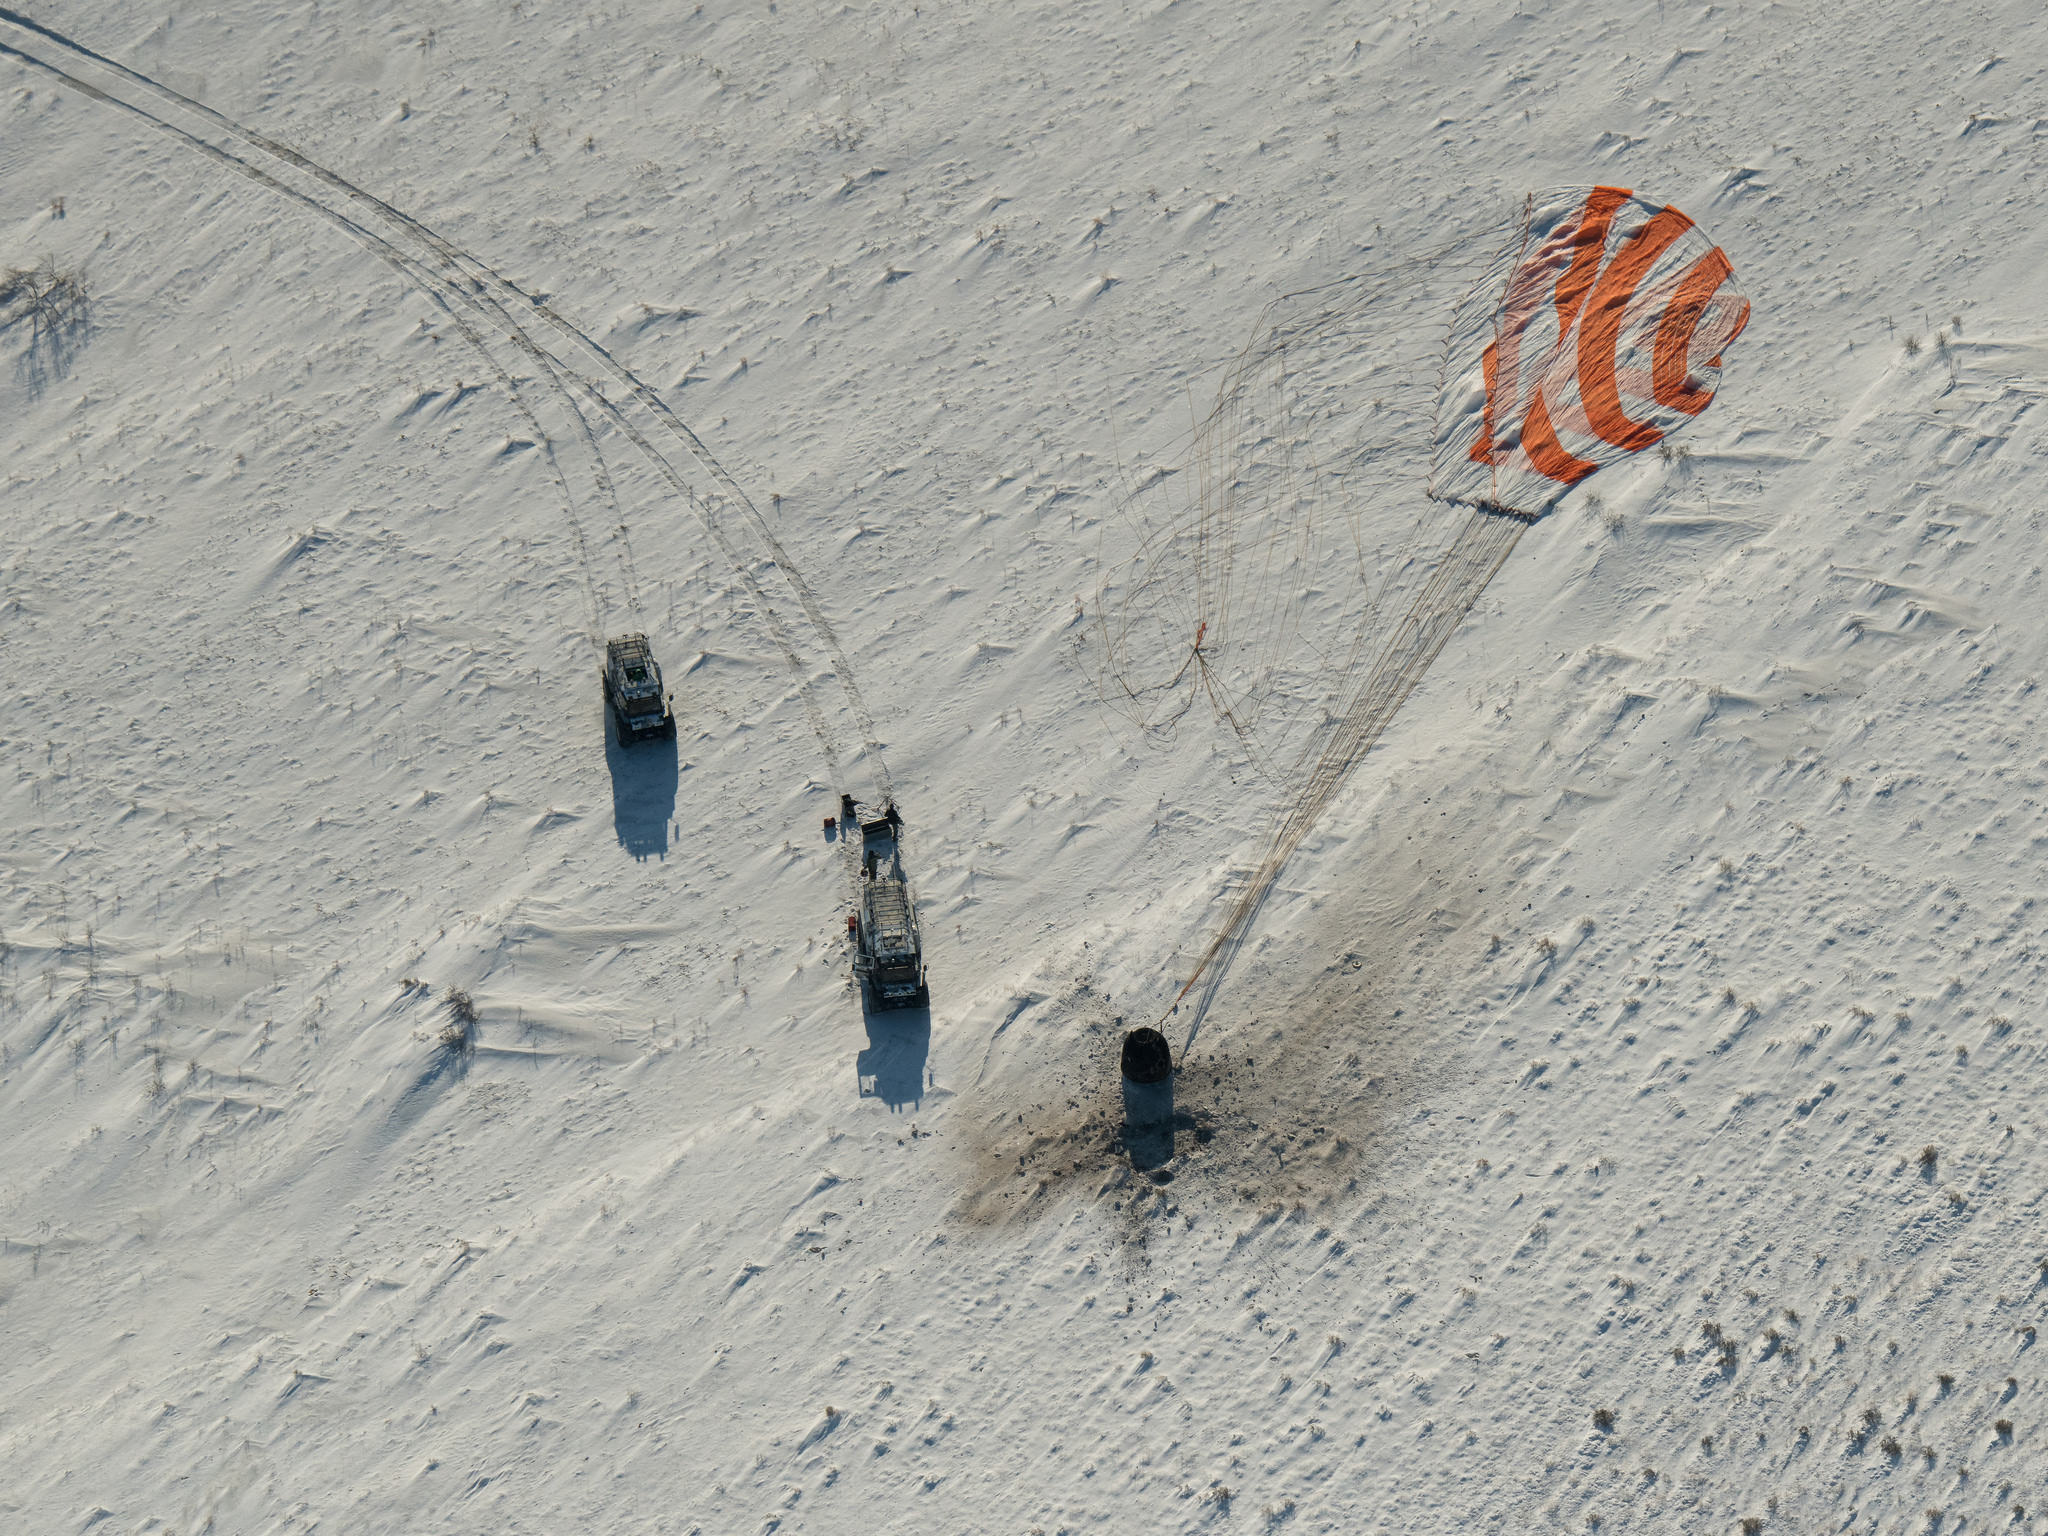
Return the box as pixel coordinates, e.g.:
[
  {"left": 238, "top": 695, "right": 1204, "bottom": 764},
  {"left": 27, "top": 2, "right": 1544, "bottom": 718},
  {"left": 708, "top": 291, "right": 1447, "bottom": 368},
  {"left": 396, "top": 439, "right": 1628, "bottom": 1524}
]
[
  {"left": 0, "top": 28, "right": 614, "bottom": 650},
  {"left": 0, "top": 13, "right": 853, "bottom": 794},
  {"left": 0, "top": 6, "right": 890, "bottom": 803}
]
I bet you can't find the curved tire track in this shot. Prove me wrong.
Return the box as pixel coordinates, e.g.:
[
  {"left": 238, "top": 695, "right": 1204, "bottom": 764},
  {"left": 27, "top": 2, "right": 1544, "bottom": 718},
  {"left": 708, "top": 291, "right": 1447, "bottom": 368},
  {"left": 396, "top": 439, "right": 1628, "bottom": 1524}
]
[
  {"left": 0, "top": 25, "right": 615, "bottom": 648},
  {"left": 0, "top": 6, "right": 887, "bottom": 799}
]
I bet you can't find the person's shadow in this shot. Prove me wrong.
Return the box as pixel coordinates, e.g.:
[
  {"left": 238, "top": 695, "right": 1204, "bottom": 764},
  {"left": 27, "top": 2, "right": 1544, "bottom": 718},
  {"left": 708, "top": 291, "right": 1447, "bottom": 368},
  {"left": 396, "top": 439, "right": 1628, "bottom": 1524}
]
[
  {"left": 603, "top": 712, "right": 679, "bottom": 859},
  {"left": 857, "top": 1003, "right": 930, "bottom": 1110}
]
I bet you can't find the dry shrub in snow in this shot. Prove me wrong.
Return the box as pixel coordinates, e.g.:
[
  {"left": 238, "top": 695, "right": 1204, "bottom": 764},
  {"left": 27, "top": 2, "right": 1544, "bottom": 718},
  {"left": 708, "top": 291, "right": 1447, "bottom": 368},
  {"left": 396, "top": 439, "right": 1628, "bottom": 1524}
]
[
  {"left": 440, "top": 987, "right": 478, "bottom": 1051},
  {"left": 0, "top": 256, "right": 91, "bottom": 391}
]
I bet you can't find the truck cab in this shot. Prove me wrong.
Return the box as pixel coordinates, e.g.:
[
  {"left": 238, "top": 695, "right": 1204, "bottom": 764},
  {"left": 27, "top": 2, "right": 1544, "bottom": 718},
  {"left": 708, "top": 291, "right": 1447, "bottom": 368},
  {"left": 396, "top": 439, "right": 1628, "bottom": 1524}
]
[{"left": 603, "top": 634, "right": 676, "bottom": 745}]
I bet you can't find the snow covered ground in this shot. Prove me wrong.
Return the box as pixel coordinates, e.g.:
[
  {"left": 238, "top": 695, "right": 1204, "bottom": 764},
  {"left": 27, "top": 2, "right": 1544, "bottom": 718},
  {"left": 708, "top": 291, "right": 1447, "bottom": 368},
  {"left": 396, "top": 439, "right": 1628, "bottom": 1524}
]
[{"left": 7, "top": 0, "right": 2048, "bottom": 1530}]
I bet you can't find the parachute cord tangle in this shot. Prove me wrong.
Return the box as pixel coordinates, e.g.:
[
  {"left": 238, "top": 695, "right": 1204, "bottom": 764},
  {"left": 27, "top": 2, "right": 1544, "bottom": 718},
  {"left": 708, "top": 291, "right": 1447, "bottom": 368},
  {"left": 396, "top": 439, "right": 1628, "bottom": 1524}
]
[{"left": 1168, "top": 505, "right": 1525, "bottom": 1038}]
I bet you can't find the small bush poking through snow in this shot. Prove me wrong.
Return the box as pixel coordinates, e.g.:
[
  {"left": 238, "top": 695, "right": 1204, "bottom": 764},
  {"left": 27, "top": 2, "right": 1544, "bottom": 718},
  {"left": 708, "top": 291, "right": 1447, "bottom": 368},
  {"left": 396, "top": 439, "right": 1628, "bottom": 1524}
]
[
  {"left": 439, "top": 988, "right": 478, "bottom": 1052},
  {"left": 1592, "top": 1407, "right": 1615, "bottom": 1430},
  {"left": 0, "top": 256, "right": 92, "bottom": 387},
  {"left": 1919, "top": 1145, "right": 1938, "bottom": 1168}
]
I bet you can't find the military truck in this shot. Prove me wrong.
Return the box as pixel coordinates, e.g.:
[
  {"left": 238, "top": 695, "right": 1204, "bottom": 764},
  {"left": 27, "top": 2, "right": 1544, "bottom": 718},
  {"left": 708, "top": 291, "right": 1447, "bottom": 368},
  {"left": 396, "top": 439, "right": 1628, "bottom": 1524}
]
[
  {"left": 851, "top": 805, "right": 928, "bottom": 1011},
  {"left": 603, "top": 634, "right": 675, "bottom": 745}
]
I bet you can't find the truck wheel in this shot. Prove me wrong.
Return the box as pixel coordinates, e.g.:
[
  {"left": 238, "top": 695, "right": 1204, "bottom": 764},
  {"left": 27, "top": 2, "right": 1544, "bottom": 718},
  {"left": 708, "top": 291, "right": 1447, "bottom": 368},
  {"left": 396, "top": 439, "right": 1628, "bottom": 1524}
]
[{"left": 615, "top": 708, "right": 632, "bottom": 747}]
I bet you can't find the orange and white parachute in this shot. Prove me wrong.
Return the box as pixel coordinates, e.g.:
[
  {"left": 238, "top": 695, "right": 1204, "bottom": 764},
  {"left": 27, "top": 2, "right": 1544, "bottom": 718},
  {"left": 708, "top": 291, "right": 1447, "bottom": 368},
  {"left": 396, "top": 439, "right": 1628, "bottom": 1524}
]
[{"left": 1431, "top": 185, "right": 1750, "bottom": 518}]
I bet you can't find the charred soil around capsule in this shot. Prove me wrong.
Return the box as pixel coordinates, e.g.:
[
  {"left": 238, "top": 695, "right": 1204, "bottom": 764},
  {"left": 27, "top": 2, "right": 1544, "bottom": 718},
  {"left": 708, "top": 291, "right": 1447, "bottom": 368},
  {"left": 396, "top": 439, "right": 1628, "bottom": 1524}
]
[
  {"left": 947, "top": 972, "right": 1418, "bottom": 1234},
  {"left": 948, "top": 773, "right": 1497, "bottom": 1238}
]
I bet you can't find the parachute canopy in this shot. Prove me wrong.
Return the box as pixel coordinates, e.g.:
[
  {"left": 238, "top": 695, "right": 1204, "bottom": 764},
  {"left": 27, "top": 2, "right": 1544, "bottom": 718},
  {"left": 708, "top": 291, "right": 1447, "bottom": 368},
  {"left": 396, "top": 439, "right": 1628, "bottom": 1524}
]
[{"left": 1430, "top": 185, "right": 1750, "bottom": 519}]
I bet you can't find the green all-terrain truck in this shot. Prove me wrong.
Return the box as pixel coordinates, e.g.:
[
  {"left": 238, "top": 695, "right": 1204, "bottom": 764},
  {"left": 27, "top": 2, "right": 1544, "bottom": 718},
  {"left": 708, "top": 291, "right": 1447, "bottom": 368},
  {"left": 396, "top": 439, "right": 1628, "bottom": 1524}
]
[{"left": 603, "top": 634, "right": 676, "bottom": 745}]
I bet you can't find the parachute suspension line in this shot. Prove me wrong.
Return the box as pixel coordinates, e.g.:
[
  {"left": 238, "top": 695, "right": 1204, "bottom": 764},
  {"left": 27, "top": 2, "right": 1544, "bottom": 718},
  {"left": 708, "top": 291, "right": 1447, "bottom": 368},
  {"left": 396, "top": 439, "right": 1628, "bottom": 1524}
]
[
  {"left": 1170, "top": 506, "right": 1528, "bottom": 1046},
  {"left": 1112, "top": 185, "right": 1748, "bottom": 1044}
]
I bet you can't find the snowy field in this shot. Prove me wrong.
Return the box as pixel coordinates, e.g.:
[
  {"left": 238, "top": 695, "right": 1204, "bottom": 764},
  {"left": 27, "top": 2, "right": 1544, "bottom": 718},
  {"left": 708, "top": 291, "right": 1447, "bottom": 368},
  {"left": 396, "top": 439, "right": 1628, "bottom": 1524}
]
[{"left": 6, "top": 1, "right": 2048, "bottom": 1531}]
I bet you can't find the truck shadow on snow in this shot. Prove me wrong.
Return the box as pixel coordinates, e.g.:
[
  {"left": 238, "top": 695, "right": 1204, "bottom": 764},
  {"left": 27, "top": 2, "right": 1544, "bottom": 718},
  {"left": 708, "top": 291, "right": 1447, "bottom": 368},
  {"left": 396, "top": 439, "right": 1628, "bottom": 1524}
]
[
  {"left": 857, "top": 1003, "right": 931, "bottom": 1110},
  {"left": 603, "top": 711, "right": 679, "bottom": 859}
]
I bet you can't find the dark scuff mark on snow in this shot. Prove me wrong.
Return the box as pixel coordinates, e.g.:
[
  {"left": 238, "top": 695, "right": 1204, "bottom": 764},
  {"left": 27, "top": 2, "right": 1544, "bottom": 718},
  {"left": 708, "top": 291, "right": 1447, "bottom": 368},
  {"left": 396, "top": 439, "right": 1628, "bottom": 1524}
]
[{"left": 946, "top": 798, "right": 1488, "bottom": 1244}]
